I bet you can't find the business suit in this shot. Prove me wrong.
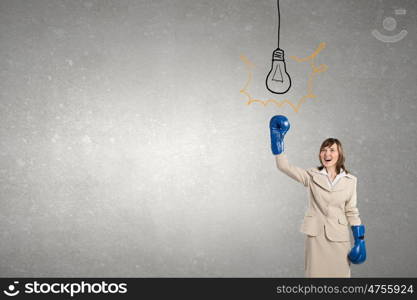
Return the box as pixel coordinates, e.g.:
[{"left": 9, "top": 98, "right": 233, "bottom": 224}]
[{"left": 275, "top": 154, "right": 361, "bottom": 277}]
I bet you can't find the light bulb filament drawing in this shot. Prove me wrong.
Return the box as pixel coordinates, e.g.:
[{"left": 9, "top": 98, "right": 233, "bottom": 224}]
[{"left": 266, "top": 48, "right": 291, "bottom": 94}]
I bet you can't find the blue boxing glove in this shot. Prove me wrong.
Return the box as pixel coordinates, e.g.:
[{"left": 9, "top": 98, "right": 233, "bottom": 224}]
[
  {"left": 269, "top": 115, "right": 290, "bottom": 155},
  {"left": 348, "top": 225, "right": 367, "bottom": 264}
]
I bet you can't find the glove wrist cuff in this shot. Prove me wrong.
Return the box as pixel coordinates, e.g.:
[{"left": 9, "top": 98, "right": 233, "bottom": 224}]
[{"left": 351, "top": 224, "right": 365, "bottom": 239}]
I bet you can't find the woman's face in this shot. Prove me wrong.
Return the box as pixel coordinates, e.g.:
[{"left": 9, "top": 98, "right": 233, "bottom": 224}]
[{"left": 320, "top": 143, "right": 339, "bottom": 169}]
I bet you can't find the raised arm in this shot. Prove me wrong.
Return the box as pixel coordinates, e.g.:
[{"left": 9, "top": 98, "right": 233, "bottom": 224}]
[
  {"left": 269, "top": 115, "right": 310, "bottom": 187},
  {"left": 275, "top": 154, "right": 310, "bottom": 187}
]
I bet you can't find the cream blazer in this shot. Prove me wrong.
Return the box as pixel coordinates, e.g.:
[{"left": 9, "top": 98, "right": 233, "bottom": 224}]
[{"left": 275, "top": 154, "right": 361, "bottom": 242}]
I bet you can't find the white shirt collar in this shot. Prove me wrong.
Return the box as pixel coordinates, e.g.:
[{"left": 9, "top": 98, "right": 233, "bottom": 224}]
[
  {"left": 319, "top": 168, "right": 347, "bottom": 188},
  {"left": 319, "top": 168, "right": 346, "bottom": 176}
]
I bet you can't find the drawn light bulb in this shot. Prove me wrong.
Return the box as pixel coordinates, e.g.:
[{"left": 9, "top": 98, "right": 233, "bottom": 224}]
[
  {"left": 266, "top": 0, "right": 291, "bottom": 94},
  {"left": 266, "top": 48, "right": 291, "bottom": 94}
]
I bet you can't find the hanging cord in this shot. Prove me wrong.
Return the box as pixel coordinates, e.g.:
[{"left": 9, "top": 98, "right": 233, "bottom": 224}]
[{"left": 277, "top": 0, "right": 281, "bottom": 49}]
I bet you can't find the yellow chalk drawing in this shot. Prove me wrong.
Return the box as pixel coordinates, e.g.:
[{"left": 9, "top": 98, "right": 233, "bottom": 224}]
[{"left": 240, "top": 42, "right": 328, "bottom": 112}]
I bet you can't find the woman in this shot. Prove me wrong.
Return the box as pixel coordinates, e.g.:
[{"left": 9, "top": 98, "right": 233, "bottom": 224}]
[{"left": 269, "top": 115, "right": 366, "bottom": 278}]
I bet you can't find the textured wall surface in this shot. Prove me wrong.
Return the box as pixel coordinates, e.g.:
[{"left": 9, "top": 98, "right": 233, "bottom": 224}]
[{"left": 0, "top": 0, "right": 416, "bottom": 277}]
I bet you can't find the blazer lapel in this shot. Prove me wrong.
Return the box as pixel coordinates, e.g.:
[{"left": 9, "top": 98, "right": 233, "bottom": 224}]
[
  {"left": 311, "top": 173, "right": 332, "bottom": 192},
  {"left": 332, "top": 176, "right": 353, "bottom": 191},
  {"left": 308, "top": 168, "right": 353, "bottom": 192}
]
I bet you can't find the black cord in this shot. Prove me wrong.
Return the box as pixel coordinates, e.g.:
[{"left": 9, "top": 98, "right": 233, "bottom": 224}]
[{"left": 277, "top": 0, "right": 281, "bottom": 49}]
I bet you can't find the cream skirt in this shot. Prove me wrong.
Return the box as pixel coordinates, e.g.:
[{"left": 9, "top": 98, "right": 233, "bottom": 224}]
[{"left": 304, "top": 233, "right": 351, "bottom": 278}]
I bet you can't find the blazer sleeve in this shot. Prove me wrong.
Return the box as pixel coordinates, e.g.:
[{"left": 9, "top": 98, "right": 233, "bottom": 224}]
[
  {"left": 345, "top": 177, "right": 362, "bottom": 226},
  {"left": 275, "top": 153, "right": 310, "bottom": 187}
]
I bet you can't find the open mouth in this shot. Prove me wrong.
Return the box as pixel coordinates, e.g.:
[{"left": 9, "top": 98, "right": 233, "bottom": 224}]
[{"left": 324, "top": 159, "right": 332, "bottom": 162}]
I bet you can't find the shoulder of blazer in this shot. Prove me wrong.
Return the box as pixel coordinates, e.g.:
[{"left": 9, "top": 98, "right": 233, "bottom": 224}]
[
  {"left": 345, "top": 173, "right": 356, "bottom": 180},
  {"left": 306, "top": 168, "right": 321, "bottom": 175}
]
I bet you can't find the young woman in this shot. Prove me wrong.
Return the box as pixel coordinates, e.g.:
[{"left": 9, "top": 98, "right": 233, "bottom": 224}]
[{"left": 269, "top": 115, "right": 366, "bottom": 278}]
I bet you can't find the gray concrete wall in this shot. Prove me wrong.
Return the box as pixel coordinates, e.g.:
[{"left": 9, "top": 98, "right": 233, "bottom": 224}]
[{"left": 0, "top": 0, "right": 416, "bottom": 277}]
